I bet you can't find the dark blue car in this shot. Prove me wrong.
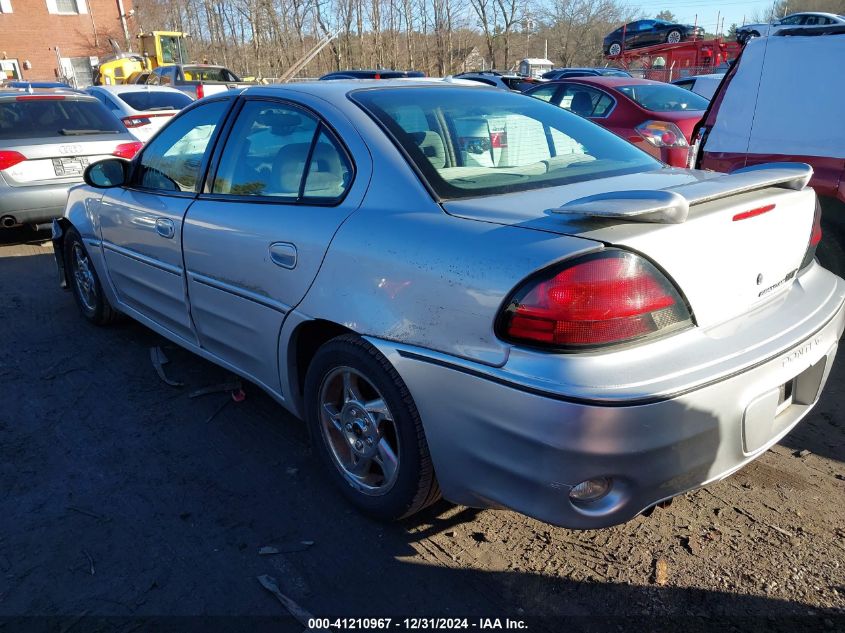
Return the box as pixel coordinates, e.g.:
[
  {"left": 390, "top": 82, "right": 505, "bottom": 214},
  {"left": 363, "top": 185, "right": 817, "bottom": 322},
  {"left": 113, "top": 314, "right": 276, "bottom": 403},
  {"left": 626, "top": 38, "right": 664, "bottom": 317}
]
[
  {"left": 604, "top": 19, "right": 704, "bottom": 56},
  {"left": 541, "top": 67, "right": 632, "bottom": 80}
]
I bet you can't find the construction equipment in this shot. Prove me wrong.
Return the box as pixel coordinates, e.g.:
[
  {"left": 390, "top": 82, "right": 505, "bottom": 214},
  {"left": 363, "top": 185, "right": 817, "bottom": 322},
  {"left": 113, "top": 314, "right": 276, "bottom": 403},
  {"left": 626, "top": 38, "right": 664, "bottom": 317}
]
[{"left": 94, "top": 31, "right": 190, "bottom": 86}]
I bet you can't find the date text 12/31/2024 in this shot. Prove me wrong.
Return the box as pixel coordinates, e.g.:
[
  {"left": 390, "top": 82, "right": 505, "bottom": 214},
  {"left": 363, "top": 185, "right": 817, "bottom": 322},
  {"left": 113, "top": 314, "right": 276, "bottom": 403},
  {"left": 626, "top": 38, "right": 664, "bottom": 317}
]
[{"left": 307, "top": 618, "right": 529, "bottom": 630}]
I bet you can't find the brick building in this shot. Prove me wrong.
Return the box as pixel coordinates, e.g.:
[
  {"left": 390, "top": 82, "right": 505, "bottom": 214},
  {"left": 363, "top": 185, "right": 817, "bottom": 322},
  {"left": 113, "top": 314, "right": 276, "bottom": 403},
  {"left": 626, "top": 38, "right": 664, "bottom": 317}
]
[{"left": 0, "top": 0, "right": 135, "bottom": 87}]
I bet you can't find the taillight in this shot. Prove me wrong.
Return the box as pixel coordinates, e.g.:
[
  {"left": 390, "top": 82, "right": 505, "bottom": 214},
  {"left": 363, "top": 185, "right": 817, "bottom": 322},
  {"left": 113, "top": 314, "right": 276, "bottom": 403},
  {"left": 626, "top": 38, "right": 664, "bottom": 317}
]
[
  {"left": 497, "top": 250, "right": 692, "bottom": 350},
  {"left": 800, "top": 198, "right": 823, "bottom": 271},
  {"left": 121, "top": 116, "right": 152, "bottom": 128},
  {"left": 196, "top": 84, "right": 205, "bottom": 99},
  {"left": 636, "top": 121, "right": 689, "bottom": 148},
  {"left": 112, "top": 141, "right": 143, "bottom": 159},
  {"left": 0, "top": 150, "right": 26, "bottom": 171}
]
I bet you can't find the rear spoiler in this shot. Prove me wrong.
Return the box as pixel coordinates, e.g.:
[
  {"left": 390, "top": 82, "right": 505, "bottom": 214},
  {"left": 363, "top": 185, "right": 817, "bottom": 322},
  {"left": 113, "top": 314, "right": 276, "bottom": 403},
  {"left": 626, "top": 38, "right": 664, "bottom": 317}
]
[{"left": 552, "top": 163, "right": 813, "bottom": 224}]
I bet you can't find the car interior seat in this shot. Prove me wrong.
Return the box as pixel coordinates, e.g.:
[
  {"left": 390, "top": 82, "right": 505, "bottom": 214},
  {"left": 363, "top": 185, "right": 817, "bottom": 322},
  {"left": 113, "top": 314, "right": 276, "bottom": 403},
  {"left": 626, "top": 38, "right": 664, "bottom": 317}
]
[
  {"left": 569, "top": 91, "right": 594, "bottom": 117},
  {"left": 411, "top": 131, "right": 446, "bottom": 169}
]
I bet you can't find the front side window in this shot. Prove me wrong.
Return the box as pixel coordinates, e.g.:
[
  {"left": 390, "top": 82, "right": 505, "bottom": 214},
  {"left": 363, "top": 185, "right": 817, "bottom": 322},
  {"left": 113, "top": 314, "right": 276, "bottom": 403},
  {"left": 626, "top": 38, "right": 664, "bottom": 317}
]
[
  {"left": 212, "top": 100, "right": 351, "bottom": 201},
  {"left": 559, "top": 85, "right": 615, "bottom": 118},
  {"left": 353, "top": 87, "right": 659, "bottom": 200},
  {"left": 135, "top": 99, "right": 229, "bottom": 193}
]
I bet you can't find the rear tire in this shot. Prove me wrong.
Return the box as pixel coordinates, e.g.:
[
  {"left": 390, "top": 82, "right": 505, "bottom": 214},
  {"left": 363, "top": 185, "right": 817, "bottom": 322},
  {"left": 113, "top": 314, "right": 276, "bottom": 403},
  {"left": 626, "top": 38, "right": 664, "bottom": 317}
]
[
  {"left": 64, "top": 227, "right": 119, "bottom": 326},
  {"left": 608, "top": 41, "right": 622, "bottom": 56},
  {"left": 304, "top": 334, "right": 440, "bottom": 521}
]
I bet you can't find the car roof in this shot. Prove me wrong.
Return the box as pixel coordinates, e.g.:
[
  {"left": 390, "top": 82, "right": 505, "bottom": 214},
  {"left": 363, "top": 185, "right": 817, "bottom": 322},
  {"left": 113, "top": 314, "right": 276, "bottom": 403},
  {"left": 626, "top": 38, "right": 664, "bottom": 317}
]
[
  {"left": 89, "top": 85, "right": 185, "bottom": 94},
  {"left": 245, "top": 79, "right": 494, "bottom": 98},
  {"left": 542, "top": 76, "right": 658, "bottom": 88},
  {"left": 673, "top": 73, "right": 724, "bottom": 81},
  {"left": 0, "top": 87, "right": 92, "bottom": 100}
]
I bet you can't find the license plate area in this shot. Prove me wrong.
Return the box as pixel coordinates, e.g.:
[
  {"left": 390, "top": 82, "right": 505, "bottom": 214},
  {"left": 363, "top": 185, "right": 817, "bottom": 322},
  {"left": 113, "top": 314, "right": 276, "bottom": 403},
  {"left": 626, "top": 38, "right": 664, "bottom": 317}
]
[
  {"left": 52, "top": 156, "right": 89, "bottom": 177},
  {"left": 742, "top": 357, "right": 828, "bottom": 454}
]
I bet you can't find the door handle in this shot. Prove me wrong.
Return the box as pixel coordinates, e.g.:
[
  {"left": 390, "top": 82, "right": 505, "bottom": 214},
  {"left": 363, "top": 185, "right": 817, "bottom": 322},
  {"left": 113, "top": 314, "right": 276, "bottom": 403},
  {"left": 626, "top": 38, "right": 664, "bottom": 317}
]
[
  {"left": 269, "top": 242, "right": 297, "bottom": 269},
  {"left": 155, "top": 218, "right": 175, "bottom": 239}
]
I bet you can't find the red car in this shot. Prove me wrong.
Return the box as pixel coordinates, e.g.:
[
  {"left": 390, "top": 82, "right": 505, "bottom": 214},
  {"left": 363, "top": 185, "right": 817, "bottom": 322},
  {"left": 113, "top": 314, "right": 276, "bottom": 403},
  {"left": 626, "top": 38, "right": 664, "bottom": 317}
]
[{"left": 525, "top": 76, "right": 708, "bottom": 167}]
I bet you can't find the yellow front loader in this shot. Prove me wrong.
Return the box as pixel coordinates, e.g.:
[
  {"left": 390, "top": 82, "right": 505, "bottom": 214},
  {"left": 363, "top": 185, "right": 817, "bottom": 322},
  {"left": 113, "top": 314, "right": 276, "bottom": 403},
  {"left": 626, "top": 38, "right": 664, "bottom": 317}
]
[{"left": 94, "top": 31, "right": 190, "bottom": 85}]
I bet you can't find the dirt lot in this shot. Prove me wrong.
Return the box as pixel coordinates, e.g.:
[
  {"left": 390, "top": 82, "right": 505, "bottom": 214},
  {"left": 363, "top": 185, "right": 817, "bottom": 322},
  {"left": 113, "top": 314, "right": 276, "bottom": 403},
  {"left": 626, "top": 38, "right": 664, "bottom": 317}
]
[{"left": 1, "top": 230, "right": 843, "bottom": 632}]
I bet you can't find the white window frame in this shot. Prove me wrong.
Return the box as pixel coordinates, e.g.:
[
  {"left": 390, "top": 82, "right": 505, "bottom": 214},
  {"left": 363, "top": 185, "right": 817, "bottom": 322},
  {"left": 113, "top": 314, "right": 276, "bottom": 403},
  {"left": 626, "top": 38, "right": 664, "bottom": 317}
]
[
  {"left": 0, "top": 0, "right": 13, "bottom": 14},
  {"left": 46, "top": 0, "right": 87, "bottom": 15}
]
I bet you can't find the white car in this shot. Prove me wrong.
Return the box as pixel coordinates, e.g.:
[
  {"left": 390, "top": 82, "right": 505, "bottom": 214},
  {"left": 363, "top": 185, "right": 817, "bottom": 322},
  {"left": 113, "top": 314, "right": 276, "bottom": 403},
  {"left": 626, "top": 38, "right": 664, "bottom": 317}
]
[
  {"left": 737, "top": 12, "right": 845, "bottom": 44},
  {"left": 86, "top": 85, "right": 193, "bottom": 143},
  {"left": 671, "top": 73, "right": 723, "bottom": 100}
]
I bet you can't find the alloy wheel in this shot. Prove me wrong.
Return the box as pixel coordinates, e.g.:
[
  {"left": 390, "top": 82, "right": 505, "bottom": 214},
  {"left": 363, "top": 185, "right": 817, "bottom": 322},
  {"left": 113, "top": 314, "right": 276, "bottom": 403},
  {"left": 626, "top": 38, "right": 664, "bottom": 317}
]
[
  {"left": 318, "top": 366, "right": 401, "bottom": 496},
  {"left": 71, "top": 242, "right": 97, "bottom": 312}
]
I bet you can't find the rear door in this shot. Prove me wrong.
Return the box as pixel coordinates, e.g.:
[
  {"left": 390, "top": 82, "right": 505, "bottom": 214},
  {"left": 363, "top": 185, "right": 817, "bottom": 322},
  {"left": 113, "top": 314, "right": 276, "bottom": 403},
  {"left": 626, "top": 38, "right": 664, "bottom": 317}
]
[
  {"left": 181, "top": 95, "right": 369, "bottom": 392},
  {"left": 98, "top": 98, "right": 232, "bottom": 344}
]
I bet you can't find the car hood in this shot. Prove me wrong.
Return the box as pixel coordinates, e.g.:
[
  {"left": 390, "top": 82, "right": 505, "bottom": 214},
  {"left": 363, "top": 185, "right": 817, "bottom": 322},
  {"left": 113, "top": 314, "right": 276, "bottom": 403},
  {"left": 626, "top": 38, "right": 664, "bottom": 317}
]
[{"left": 739, "top": 22, "right": 768, "bottom": 30}]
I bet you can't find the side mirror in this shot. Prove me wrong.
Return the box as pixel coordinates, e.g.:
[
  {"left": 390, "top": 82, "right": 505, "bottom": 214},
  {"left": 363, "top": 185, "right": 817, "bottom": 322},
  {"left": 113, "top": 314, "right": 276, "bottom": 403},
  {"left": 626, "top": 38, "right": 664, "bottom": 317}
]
[{"left": 84, "top": 158, "right": 129, "bottom": 188}]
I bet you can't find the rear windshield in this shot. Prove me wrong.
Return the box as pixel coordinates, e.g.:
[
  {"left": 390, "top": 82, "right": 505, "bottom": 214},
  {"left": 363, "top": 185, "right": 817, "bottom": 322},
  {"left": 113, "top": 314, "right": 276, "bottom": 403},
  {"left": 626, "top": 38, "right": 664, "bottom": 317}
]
[
  {"left": 0, "top": 97, "right": 124, "bottom": 140},
  {"left": 502, "top": 77, "right": 541, "bottom": 91},
  {"left": 352, "top": 87, "right": 660, "bottom": 200},
  {"left": 182, "top": 67, "right": 240, "bottom": 83},
  {"left": 616, "top": 83, "right": 709, "bottom": 111},
  {"left": 117, "top": 91, "right": 192, "bottom": 111}
]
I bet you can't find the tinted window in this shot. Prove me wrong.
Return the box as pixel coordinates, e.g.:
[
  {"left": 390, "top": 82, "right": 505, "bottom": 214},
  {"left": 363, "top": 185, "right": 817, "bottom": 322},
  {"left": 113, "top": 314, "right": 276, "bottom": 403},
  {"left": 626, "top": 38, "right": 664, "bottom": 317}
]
[
  {"left": 212, "top": 100, "right": 351, "bottom": 201},
  {"left": 353, "top": 87, "right": 659, "bottom": 200},
  {"left": 559, "top": 85, "right": 615, "bottom": 117},
  {"left": 182, "top": 67, "right": 240, "bottom": 83},
  {"left": 0, "top": 98, "right": 124, "bottom": 140},
  {"left": 136, "top": 99, "right": 229, "bottom": 193},
  {"left": 117, "top": 91, "right": 192, "bottom": 111},
  {"left": 617, "top": 83, "right": 709, "bottom": 111}
]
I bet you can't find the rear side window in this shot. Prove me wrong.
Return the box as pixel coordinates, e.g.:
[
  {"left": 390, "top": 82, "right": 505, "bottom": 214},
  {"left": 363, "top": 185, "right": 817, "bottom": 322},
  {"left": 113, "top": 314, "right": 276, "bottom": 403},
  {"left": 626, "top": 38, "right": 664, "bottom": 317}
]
[
  {"left": 182, "top": 67, "right": 240, "bottom": 83},
  {"left": 135, "top": 99, "right": 229, "bottom": 193},
  {"left": 212, "top": 100, "right": 352, "bottom": 202},
  {"left": 0, "top": 98, "right": 124, "bottom": 140},
  {"left": 117, "top": 91, "right": 192, "bottom": 112},
  {"left": 353, "top": 87, "right": 659, "bottom": 199},
  {"left": 559, "top": 85, "right": 615, "bottom": 118},
  {"left": 616, "top": 83, "right": 709, "bottom": 111}
]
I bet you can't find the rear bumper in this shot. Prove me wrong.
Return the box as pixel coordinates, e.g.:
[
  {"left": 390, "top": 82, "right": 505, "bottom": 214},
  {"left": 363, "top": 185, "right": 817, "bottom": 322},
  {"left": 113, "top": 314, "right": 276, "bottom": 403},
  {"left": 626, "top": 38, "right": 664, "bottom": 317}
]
[
  {"left": 370, "top": 264, "right": 845, "bottom": 529},
  {"left": 0, "top": 180, "right": 77, "bottom": 226}
]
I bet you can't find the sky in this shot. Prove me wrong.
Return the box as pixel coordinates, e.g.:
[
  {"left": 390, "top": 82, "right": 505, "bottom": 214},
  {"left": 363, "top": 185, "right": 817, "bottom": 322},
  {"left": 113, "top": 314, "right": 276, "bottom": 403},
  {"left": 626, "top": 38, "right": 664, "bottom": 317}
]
[{"left": 626, "top": 0, "right": 784, "bottom": 34}]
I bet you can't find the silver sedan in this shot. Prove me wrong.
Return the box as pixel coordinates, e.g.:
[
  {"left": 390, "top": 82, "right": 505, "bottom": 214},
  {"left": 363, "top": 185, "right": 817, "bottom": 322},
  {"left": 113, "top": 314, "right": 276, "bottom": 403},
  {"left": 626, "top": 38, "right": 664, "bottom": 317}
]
[{"left": 52, "top": 81, "right": 845, "bottom": 528}]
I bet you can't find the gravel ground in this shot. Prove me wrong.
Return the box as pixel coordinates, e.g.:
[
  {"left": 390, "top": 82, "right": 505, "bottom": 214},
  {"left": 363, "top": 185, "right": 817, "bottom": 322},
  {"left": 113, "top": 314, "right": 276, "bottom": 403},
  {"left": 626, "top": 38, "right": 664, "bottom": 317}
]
[{"left": 0, "top": 230, "right": 843, "bottom": 632}]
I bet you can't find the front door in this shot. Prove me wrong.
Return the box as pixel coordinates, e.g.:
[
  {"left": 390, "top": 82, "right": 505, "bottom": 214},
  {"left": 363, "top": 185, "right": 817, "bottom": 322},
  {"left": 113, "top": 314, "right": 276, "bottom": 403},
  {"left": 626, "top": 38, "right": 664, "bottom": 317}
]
[
  {"left": 182, "top": 96, "right": 365, "bottom": 393},
  {"left": 98, "top": 98, "right": 232, "bottom": 344}
]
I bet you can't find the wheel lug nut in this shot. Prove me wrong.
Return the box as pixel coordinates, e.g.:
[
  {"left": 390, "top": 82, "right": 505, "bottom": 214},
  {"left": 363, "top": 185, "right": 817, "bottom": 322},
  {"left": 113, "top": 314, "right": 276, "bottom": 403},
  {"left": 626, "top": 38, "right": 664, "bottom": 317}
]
[
  {"left": 345, "top": 423, "right": 353, "bottom": 432},
  {"left": 355, "top": 440, "right": 363, "bottom": 450},
  {"left": 366, "top": 438, "right": 374, "bottom": 446}
]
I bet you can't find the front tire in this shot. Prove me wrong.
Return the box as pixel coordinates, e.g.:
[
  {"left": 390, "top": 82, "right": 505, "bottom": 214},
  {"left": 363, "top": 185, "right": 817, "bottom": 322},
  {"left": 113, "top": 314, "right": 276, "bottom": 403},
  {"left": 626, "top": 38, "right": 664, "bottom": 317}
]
[
  {"left": 304, "top": 334, "right": 440, "bottom": 521},
  {"left": 608, "top": 41, "right": 622, "bottom": 56},
  {"left": 667, "top": 29, "right": 682, "bottom": 44},
  {"left": 64, "top": 227, "right": 119, "bottom": 325}
]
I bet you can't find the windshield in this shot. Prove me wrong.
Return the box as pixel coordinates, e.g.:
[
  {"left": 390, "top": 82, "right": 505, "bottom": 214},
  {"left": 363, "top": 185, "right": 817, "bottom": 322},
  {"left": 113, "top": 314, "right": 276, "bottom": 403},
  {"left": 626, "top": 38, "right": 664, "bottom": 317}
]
[
  {"left": 352, "top": 87, "right": 660, "bottom": 200},
  {"left": 182, "top": 67, "right": 241, "bottom": 83},
  {"left": 118, "top": 91, "right": 192, "bottom": 111},
  {"left": 0, "top": 98, "right": 124, "bottom": 140},
  {"left": 616, "top": 83, "right": 709, "bottom": 111}
]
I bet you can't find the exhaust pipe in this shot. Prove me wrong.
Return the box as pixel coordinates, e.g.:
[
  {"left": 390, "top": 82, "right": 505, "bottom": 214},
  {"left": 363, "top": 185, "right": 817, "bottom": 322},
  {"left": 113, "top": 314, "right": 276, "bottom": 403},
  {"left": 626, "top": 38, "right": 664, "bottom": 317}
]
[
  {"left": 1, "top": 215, "right": 17, "bottom": 228},
  {"left": 33, "top": 222, "right": 53, "bottom": 232}
]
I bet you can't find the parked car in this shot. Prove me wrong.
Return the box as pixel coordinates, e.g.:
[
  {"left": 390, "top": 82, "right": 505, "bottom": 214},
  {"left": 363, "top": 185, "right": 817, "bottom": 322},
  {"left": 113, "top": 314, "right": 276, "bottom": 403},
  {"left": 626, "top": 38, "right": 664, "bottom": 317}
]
[
  {"left": 671, "top": 73, "right": 723, "bottom": 100},
  {"left": 146, "top": 64, "right": 251, "bottom": 100},
  {"left": 125, "top": 70, "right": 152, "bottom": 85},
  {"left": 542, "top": 67, "right": 632, "bottom": 80},
  {"left": 737, "top": 12, "right": 845, "bottom": 44},
  {"left": 0, "top": 89, "right": 141, "bottom": 229},
  {"left": 52, "top": 81, "right": 844, "bottom": 529},
  {"left": 452, "top": 71, "right": 541, "bottom": 91},
  {"left": 692, "top": 26, "right": 845, "bottom": 275},
  {"left": 604, "top": 19, "right": 705, "bottom": 55},
  {"left": 86, "top": 85, "right": 193, "bottom": 142},
  {"left": 525, "top": 76, "right": 707, "bottom": 167},
  {"left": 319, "top": 70, "right": 426, "bottom": 80}
]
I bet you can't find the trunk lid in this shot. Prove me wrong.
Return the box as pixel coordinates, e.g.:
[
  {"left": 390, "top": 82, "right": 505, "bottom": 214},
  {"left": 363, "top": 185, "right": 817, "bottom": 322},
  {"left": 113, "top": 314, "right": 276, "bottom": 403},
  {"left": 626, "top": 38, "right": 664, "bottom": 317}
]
[
  {"left": 1, "top": 136, "right": 127, "bottom": 186},
  {"left": 443, "top": 166, "right": 817, "bottom": 328}
]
